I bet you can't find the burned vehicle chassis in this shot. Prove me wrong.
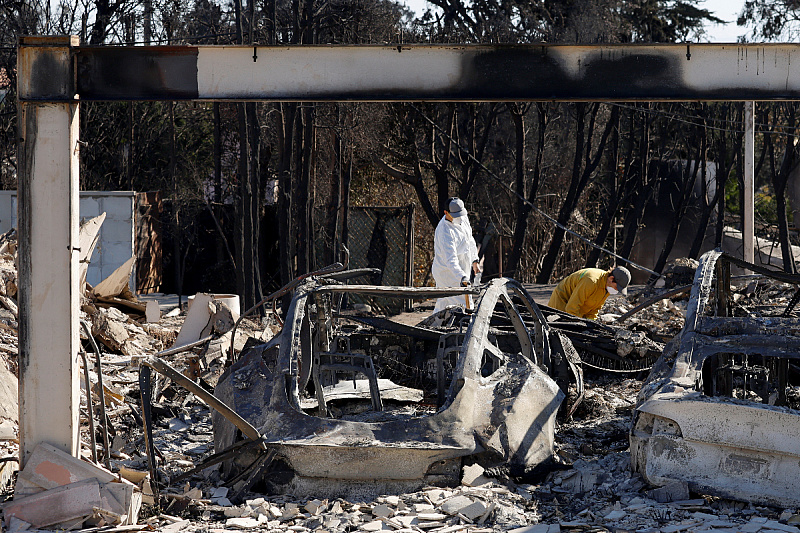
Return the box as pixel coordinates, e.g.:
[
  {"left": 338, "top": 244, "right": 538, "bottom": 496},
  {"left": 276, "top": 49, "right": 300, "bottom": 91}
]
[
  {"left": 211, "top": 275, "right": 580, "bottom": 497},
  {"left": 631, "top": 249, "right": 800, "bottom": 508}
]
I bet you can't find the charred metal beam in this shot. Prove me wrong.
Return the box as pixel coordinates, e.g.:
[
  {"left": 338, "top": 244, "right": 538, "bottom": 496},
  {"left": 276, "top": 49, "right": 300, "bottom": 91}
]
[
  {"left": 140, "top": 355, "right": 264, "bottom": 444},
  {"left": 722, "top": 253, "right": 800, "bottom": 284},
  {"left": 697, "top": 316, "right": 800, "bottom": 336},
  {"left": 343, "top": 315, "right": 442, "bottom": 341},
  {"left": 693, "top": 333, "right": 800, "bottom": 354},
  {"left": 24, "top": 43, "right": 800, "bottom": 103},
  {"left": 318, "top": 284, "right": 480, "bottom": 297}
]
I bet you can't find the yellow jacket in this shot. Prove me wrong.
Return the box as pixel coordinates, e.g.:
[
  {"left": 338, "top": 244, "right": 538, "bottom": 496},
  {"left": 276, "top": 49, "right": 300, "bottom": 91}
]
[{"left": 547, "top": 268, "right": 609, "bottom": 320}]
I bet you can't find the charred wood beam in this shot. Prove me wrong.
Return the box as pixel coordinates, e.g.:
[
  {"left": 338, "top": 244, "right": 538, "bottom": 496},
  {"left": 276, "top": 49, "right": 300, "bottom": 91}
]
[
  {"left": 171, "top": 438, "right": 264, "bottom": 485},
  {"left": 616, "top": 284, "right": 692, "bottom": 322}
]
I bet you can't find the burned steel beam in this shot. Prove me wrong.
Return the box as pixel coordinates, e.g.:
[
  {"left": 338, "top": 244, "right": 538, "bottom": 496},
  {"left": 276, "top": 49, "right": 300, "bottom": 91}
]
[
  {"left": 343, "top": 315, "right": 441, "bottom": 341},
  {"left": 318, "top": 284, "right": 480, "bottom": 297},
  {"left": 139, "top": 355, "right": 263, "bottom": 444},
  {"left": 30, "top": 44, "right": 800, "bottom": 103}
]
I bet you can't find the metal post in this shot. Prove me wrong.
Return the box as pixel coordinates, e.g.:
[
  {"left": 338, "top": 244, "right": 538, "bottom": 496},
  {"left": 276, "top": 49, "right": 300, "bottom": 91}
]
[
  {"left": 17, "top": 36, "right": 81, "bottom": 463},
  {"left": 744, "top": 101, "right": 755, "bottom": 265}
]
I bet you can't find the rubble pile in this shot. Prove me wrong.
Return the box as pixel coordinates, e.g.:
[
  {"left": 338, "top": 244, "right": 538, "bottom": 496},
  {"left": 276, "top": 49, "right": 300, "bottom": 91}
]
[
  {"left": 2, "top": 244, "right": 800, "bottom": 531},
  {"left": 104, "top": 379, "right": 800, "bottom": 533},
  {"left": 653, "top": 258, "right": 700, "bottom": 290},
  {"left": 600, "top": 297, "right": 686, "bottom": 341}
]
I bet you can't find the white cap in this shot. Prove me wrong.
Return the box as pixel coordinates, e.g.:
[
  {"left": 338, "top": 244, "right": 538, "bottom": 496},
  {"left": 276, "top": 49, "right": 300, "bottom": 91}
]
[{"left": 448, "top": 197, "right": 467, "bottom": 218}]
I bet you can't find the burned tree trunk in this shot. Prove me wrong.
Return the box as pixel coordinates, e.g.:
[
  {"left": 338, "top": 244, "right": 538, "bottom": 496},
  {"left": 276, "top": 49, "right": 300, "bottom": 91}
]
[
  {"left": 619, "top": 108, "right": 652, "bottom": 260},
  {"left": 585, "top": 108, "right": 622, "bottom": 268},
  {"left": 296, "top": 103, "right": 315, "bottom": 274},
  {"left": 769, "top": 103, "right": 798, "bottom": 274},
  {"left": 508, "top": 103, "right": 546, "bottom": 279},
  {"left": 688, "top": 104, "right": 742, "bottom": 257},
  {"left": 458, "top": 103, "right": 498, "bottom": 201},
  {"left": 277, "top": 103, "right": 297, "bottom": 291},
  {"left": 536, "top": 104, "right": 617, "bottom": 284},
  {"left": 651, "top": 125, "right": 705, "bottom": 277}
]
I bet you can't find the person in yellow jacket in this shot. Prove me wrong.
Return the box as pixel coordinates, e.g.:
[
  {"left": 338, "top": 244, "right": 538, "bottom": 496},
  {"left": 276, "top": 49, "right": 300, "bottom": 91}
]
[{"left": 548, "top": 266, "right": 631, "bottom": 320}]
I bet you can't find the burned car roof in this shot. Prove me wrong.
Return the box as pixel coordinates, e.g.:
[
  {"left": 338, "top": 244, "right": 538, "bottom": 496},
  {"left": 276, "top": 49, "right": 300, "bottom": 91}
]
[
  {"left": 212, "top": 275, "right": 580, "bottom": 498},
  {"left": 631, "top": 249, "right": 800, "bottom": 508}
]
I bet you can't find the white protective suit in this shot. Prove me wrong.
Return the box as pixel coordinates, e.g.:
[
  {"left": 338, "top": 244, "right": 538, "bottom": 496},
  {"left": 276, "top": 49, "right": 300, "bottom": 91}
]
[{"left": 431, "top": 215, "right": 479, "bottom": 312}]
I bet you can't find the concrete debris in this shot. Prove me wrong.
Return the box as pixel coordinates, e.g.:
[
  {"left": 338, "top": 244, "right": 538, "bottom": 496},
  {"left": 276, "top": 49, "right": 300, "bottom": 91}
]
[
  {"left": 4, "top": 443, "right": 140, "bottom": 529},
  {"left": 173, "top": 293, "right": 237, "bottom": 349},
  {"left": 647, "top": 480, "right": 691, "bottom": 503},
  {"left": 462, "top": 463, "right": 492, "bottom": 487},
  {"left": 654, "top": 258, "right": 700, "bottom": 289},
  {"left": 94, "top": 256, "right": 136, "bottom": 299},
  {"left": 2, "top": 247, "right": 800, "bottom": 532}
]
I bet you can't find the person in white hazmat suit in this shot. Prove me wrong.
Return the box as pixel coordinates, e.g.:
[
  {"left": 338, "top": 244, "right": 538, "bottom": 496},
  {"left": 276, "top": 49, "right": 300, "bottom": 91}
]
[{"left": 431, "top": 198, "right": 482, "bottom": 312}]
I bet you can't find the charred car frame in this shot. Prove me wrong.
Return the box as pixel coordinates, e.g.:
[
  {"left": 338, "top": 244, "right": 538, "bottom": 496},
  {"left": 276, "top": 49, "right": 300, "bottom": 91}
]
[
  {"left": 211, "top": 273, "right": 582, "bottom": 497},
  {"left": 631, "top": 249, "right": 800, "bottom": 507}
]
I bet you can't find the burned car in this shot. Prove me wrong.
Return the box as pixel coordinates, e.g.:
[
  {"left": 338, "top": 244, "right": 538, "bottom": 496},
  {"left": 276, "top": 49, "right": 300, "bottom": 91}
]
[
  {"left": 212, "top": 273, "right": 581, "bottom": 497},
  {"left": 631, "top": 249, "right": 800, "bottom": 508}
]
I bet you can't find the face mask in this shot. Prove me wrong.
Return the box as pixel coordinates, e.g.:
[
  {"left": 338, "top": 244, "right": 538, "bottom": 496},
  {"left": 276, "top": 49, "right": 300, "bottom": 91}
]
[{"left": 607, "top": 286, "right": 619, "bottom": 295}]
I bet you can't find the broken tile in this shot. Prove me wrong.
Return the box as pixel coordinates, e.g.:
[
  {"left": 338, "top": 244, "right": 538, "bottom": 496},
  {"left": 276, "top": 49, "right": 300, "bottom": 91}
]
[
  {"left": 161, "top": 519, "right": 190, "bottom": 533},
  {"left": 303, "top": 499, "right": 324, "bottom": 514},
  {"left": 461, "top": 464, "right": 491, "bottom": 487},
  {"left": 415, "top": 513, "right": 448, "bottom": 521},
  {"left": 4, "top": 478, "right": 103, "bottom": 528},
  {"left": 457, "top": 501, "right": 488, "bottom": 521},
  {"left": 440, "top": 495, "right": 474, "bottom": 516},
  {"left": 225, "top": 517, "right": 261, "bottom": 529},
  {"left": 361, "top": 519, "right": 389, "bottom": 531},
  {"left": 762, "top": 521, "right": 800, "bottom": 533},
  {"left": 739, "top": 523, "right": 764, "bottom": 533},
  {"left": 424, "top": 489, "right": 449, "bottom": 503},
  {"left": 508, "top": 525, "right": 556, "bottom": 533},
  {"left": 372, "top": 504, "right": 393, "bottom": 518},
  {"left": 604, "top": 510, "right": 626, "bottom": 520},
  {"left": 394, "top": 516, "right": 419, "bottom": 527}
]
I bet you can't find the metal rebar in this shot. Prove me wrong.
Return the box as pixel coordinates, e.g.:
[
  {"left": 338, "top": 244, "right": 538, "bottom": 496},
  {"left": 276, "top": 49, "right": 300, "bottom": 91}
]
[
  {"left": 78, "top": 347, "right": 98, "bottom": 464},
  {"left": 80, "top": 320, "right": 111, "bottom": 470}
]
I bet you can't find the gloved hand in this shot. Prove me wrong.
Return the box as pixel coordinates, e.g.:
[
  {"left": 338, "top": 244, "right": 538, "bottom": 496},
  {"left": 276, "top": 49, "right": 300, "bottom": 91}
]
[{"left": 461, "top": 276, "right": 470, "bottom": 287}]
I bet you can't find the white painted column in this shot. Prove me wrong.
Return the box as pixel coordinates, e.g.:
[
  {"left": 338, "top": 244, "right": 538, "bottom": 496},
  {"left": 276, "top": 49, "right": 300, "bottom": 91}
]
[
  {"left": 744, "top": 101, "right": 755, "bottom": 264},
  {"left": 17, "top": 37, "right": 81, "bottom": 464}
]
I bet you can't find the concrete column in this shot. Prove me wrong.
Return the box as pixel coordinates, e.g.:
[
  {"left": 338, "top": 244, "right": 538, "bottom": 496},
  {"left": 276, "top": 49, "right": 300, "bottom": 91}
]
[
  {"left": 744, "top": 101, "right": 755, "bottom": 264},
  {"left": 17, "top": 36, "right": 81, "bottom": 464}
]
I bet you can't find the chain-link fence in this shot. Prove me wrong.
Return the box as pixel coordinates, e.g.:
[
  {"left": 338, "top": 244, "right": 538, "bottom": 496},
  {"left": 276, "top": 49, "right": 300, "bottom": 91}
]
[
  {"left": 346, "top": 205, "right": 414, "bottom": 314},
  {"left": 312, "top": 204, "right": 414, "bottom": 314}
]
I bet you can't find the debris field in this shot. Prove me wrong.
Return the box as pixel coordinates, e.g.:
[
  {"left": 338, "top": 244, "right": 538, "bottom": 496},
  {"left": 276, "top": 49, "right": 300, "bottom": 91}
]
[{"left": 0, "top": 227, "right": 799, "bottom": 533}]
